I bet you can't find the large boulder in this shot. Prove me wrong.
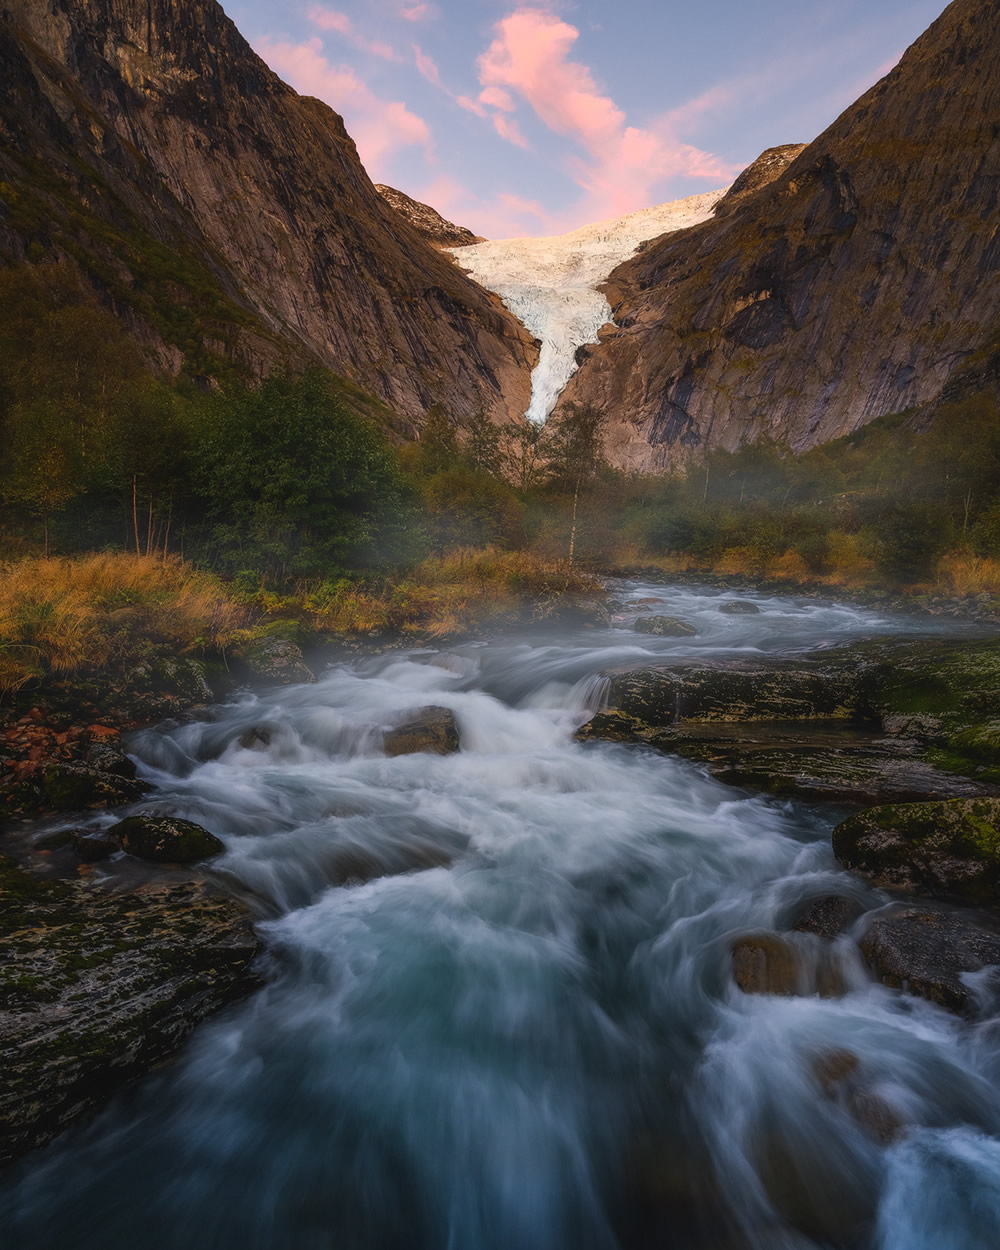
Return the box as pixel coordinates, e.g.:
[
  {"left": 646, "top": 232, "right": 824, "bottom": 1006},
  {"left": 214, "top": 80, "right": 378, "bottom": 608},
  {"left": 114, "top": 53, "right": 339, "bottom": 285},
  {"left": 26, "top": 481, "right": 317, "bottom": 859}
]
[
  {"left": 832, "top": 797, "right": 1000, "bottom": 906},
  {"left": 239, "top": 636, "right": 315, "bottom": 687},
  {"left": 718, "top": 600, "right": 760, "bottom": 615},
  {"left": 0, "top": 854, "right": 260, "bottom": 1165},
  {"left": 859, "top": 904, "right": 1000, "bottom": 1015},
  {"left": 108, "top": 815, "right": 225, "bottom": 863},
  {"left": 383, "top": 707, "right": 460, "bottom": 757}
]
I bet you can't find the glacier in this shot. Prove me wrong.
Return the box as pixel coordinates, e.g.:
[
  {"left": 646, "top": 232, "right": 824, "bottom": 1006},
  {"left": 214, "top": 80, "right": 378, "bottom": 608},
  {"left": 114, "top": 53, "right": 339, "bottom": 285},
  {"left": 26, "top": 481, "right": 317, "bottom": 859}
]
[{"left": 448, "top": 188, "right": 727, "bottom": 425}]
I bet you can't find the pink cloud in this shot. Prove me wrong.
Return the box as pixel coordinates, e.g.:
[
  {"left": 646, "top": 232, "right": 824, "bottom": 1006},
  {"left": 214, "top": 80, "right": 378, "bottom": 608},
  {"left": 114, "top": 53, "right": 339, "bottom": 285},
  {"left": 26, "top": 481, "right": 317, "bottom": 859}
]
[
  {"left": 255, "top": 36, "right": 430, "bottom": 178},
  {"left": 413, "top": 45, "right": 441, "bottom": 86},
  {"left": 306, "top": 5, "right": 402, "bottom": 61},
  {"left": 401, "top": 3, "right": 431, "bottom": 20},
  {"left": 475, "top": 8, "right": 734, "bottom": 218},
  {"left": 307, "top": 6, "right": 351, "bottom": 33},
  {"left": 478, "top": 86, "right": 515, "bottom": 113},
  {"left": 416, "top": 175, "right": 553, "bottom": 239},
  {"left": 456, "top": 94, "right": 487, "bottom": 118},
  {"left": 492, "top": 114, "right": 530, "bottom": 150}
]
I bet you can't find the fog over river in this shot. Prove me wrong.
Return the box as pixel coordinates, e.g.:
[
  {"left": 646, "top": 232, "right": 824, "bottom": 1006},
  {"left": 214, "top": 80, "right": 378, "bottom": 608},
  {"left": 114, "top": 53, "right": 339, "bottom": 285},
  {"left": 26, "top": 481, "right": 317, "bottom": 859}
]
[{"left": 5, "top": 585, "right": 1000, "bottom": 1250}]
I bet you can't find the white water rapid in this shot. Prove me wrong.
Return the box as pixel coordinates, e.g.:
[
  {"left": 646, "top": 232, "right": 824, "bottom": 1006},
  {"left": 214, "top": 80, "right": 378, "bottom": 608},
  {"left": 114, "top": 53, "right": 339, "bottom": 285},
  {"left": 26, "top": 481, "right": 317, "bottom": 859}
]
[
  {"left": 448, "top": 191, "right": 726, "bottom": 425},
  {"left": 5, "top": 585, "right": 1000, "bottom": 1250}
]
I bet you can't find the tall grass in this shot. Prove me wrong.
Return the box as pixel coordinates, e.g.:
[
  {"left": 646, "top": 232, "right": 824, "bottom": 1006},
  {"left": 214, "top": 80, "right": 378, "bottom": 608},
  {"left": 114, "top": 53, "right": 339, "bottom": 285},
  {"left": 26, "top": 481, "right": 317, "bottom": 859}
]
[{"left": 0, "top": 554, "right": 249, "bottom": 694}]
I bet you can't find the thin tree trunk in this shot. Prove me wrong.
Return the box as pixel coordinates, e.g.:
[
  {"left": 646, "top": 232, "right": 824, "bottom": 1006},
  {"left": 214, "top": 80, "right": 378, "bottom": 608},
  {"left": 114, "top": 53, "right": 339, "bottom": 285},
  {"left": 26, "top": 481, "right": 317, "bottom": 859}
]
[
  {"left": 43, "top": 513, "right": 50, "bottom": 559},
  {"left": 703, "top": 462, "right": 710, "bottom": 504},
  {"left": 568, "top": 476, "right": 580, "bottom": 572},
  {"left": 132, "top": 475, "right": 141, "bottom": 557},
  {"left": 145, "top": 495, "right": 154, "bottom": 557},
  {"left": 162, "top": 494, "right": 173, "bottom": 562},
  {"left": 964, "top": 487, "right": 973, "bottom": 533}
]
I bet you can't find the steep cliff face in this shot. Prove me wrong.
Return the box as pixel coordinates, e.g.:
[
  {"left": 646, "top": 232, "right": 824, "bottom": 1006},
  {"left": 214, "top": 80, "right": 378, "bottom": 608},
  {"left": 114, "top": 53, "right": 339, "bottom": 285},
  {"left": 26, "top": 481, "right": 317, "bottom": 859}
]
[
  {"left": 561, "top": 0, "right": 1000, "bottom": 472},
  {"left": 376, "top": 186, "right": 484, "bottom": 249},
  {"left": 0, "top": 0, "right": 534, "bottom": 429}
]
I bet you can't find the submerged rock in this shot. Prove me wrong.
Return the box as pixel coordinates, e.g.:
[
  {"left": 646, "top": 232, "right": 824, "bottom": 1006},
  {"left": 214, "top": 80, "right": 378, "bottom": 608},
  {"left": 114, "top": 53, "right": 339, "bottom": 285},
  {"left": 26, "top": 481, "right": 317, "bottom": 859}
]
[
  {"left": 634, "top": 615, "right": 698, "bottom": 637},
  {"left": 732, "top": 933, "right": 803, "bottom": 995},
  {"left": 108, "top": 816, "right": 226, "bottom": 863},
  {"left": 0, "top": 854, "right": 260, "bottom": 1165},
  {"left": 71, "top": 829, "right": 119, "bottom": 862},
  {"left": 718, "top": 600, "right": 761, "bottom": 615},
  {"left": 383, "top": 707, "right": 460, "bottom": 757},
  {"left": 795, "top": 895, "right": 866, "bottom": 940},
  {"left": 859, "top": 904, "right": 1000, "bottom": 1015},
  {"left": 832, "top": 797, "right": 1000, "bottom": 906}
]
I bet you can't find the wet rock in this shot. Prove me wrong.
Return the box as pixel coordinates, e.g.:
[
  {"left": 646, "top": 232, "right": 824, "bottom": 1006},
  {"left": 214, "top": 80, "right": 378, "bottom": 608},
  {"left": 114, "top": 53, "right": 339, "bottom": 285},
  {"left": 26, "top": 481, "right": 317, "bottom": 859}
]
[
  {"left": 731, "top": 934, "right": 803, "bottom": 995},
  {"left": 795, "top": 895, "right": 865, "bottom": 940},
  {"left": 84, "top": 741, "right": 137, "bottom": 779},
  {"left": 384, "top": 707, "right": 460, "bottom": 757},
  {"left": 238, "top": 726, "right": 273, "bottom": 750},
  {"left": 108, "top": 816, "right": 225, "bottom": 864},
  {"left": 71, "top": 829, "right": 119, "bottom": 862},
  {"left": 0, "top": 853, "right": 260, "bottom": 1165},
  {"left": 809, "top": 1048, "right": 903, "bottom": 1144},
  {"left": 608, "top": 659, "right": 862, "bottom": 727},
  {"left": 634, "top": 615, "right": 698, "bottom": 637},
  {"left": 239, "top": 637, "right": 315, "bottom": 687},
  {"left": 39, "top": 763, "right": 146, "bottom": 812},
  {"left": 832, "top": 797, "right": 1000, "bottom": 906},
  {"left": 718, "top": 600, "right": 760, "bottom": 615},
  {"left": 859, "top": 903, "right": 1000, "bottom": 1015},
  {"left": 534, "top": 598, "right": 611, "bottom": 628}
]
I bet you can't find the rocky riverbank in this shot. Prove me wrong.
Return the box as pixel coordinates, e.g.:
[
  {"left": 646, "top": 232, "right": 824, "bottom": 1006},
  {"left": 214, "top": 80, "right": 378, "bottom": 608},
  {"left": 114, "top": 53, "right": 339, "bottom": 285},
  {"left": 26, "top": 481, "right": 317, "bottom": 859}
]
[{"left": 578, "top": 629, "right": 1000, "bottom": 1017}]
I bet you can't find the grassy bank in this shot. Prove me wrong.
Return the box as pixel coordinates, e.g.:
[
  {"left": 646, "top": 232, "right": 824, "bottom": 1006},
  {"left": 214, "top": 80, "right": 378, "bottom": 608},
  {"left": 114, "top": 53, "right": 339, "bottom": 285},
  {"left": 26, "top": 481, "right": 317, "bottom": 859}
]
[{"left": 0, "top": 550, "right": 603, "bottom": 698}]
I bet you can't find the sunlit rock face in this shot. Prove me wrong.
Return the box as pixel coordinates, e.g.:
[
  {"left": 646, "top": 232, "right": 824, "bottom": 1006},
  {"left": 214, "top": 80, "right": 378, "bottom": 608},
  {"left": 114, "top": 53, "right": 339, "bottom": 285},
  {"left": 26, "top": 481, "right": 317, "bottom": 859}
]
[
  {"left": 448, "top": 190, "right": 726, "bottom": 425},
  {"left": 0, "top": 0, "right": 536, "bottom": 431},
  {"left": 559, "top": 0, "right": 1000, "bottom": 472}
]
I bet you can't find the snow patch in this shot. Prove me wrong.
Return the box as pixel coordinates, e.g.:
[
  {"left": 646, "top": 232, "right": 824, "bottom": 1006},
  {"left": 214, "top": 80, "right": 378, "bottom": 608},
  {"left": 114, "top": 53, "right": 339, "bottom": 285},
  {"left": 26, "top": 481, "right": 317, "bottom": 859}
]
[{"left": 448, "top": 189, "right": 727, "bottom": 424}]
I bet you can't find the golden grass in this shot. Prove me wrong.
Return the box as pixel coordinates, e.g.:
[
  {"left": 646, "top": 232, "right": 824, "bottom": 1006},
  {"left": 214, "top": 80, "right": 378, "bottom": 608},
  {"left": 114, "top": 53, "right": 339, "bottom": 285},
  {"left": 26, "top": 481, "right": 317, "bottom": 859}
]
[
  {"left": 0, "top": 554, "right": 250, "bottom": 693},
  {"left": 934, "top": 552, "right": 1000, "bottom": 597},
  {"left": 306, "top": 548, "right": 602, "bottom": 638}
]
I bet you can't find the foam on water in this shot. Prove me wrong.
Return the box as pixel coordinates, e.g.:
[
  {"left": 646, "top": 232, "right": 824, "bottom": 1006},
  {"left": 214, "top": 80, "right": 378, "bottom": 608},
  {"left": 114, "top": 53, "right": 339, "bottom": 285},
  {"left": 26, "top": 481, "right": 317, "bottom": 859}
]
[{"left": 4, "top": 586, "right": 1000, "bottom": 1249}]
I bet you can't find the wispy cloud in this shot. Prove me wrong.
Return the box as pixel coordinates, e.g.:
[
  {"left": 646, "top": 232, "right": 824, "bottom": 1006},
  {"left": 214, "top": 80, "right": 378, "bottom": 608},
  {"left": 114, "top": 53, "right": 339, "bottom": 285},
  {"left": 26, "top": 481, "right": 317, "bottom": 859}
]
[
  {"left": 306, "top": 5, "right": 401, "bottom": 61},
  {"left": 400, "top": 3, "right": 433, "bottom": 21},
  {"left": 475, "top": 7, "right": 735, "bottom": 219},
  {"left": 417, "top": 175, "right": 553, "bottom": 238},
  {"left": 255, "top": 36, "right": 431, "bottom": 178}
]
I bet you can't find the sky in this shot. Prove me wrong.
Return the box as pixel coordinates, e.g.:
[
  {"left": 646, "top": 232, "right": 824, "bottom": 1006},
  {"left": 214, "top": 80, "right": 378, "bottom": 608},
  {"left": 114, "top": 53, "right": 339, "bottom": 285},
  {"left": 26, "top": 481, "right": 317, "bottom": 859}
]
[{"left": 221, "top": 0, "right": 947, "bottom": 239}]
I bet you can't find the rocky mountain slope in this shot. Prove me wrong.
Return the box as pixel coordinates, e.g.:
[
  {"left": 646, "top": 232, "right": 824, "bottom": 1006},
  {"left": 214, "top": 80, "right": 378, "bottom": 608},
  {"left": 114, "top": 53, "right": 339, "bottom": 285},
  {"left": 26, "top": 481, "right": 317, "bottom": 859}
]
[
  {"left": 559, "top": 0, "right": 1000, "bottom": 472},
  {"left": 376, "top": 185, "right": 484, "bottom": 249},
  {"left": 0, "top": 0, "right": 534, "bottom": 432}
]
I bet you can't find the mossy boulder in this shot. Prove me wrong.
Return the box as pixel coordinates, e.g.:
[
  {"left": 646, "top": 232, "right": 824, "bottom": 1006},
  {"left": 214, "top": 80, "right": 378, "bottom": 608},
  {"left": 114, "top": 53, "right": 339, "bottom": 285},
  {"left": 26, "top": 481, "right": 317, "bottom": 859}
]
[
  {"left": 719, "top": 600, "right": 760, "bottom": 615},
  {"left": 238, "top": 636, "right": 315, "bottom": 687},
  {"left": 109, "top": 816, "right": 225, "bottom": 863},
  {"left": 0, "top": 854, "right": 259, "bottom": 1165},
  {"left": 634, "top": 615, "right": 698, "bottom": 637},
  {"left": 383, "top": 707, "right": 460, "bottom": 757},
  {"left": 833, "top": 797, "right": 1000, "bottom": 906},
  {"left": 39, "top": 762, "right": 146, "bottom": 812}
]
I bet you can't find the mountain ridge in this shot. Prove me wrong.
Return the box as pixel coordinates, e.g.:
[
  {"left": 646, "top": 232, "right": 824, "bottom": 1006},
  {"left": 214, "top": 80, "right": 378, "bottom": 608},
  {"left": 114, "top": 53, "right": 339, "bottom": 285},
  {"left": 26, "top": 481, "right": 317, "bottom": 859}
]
[
  {"left": 0, "top": 0, "right": 535, "bottom": 431},
  {"left": 557, "top": 0, "right": 1000, "bottom": 471}
]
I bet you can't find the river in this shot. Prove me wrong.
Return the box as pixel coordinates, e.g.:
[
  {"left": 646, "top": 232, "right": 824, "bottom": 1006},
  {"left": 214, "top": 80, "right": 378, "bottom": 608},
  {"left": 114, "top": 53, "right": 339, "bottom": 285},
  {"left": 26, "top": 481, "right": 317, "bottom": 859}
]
[{"left": 4, "top": 584, "right": 1000, "bottom": 1249}]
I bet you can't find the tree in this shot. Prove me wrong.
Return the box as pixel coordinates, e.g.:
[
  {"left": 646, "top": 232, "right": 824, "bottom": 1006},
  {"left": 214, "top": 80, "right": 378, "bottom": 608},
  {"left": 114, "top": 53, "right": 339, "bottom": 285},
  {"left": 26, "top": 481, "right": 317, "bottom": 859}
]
[{"left": 542, "top": 402, "right": 606, "bottom": 568}]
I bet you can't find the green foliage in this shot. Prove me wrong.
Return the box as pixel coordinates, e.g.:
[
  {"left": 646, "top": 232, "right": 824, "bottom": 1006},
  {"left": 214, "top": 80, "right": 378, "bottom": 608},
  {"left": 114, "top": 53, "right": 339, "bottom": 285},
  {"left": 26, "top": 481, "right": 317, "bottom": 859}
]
[{"left": 192, "top": 371, "right": 421, "bottom": 577}]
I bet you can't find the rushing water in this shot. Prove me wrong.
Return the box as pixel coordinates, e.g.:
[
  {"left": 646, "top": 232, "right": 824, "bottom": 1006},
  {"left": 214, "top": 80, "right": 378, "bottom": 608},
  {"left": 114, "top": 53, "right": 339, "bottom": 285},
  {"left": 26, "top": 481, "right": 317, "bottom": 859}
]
[{"left": 5, "top": 585, "right": 1000, "bottom": 1250}]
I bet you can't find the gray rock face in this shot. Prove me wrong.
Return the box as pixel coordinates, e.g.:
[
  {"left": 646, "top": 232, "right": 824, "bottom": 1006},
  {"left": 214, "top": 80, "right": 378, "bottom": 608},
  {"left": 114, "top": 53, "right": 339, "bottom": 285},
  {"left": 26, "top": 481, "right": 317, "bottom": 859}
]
[
  {"left": 383, "top": 707, "right": 460, "bottom": 757},
  {"left": 860, "top": 904, "right": 1000, "bottom": 1015},
  {"left": 0, "top": 0, "right": 535, "bottom": 429},
  {"left": 561, "top": 0, "right": 1000, "bottom": 471},
  {"left": 0, "top": 854, "right": 260, "bottom": 1165},
  {"left": 108, "top": 816, "right": 226, "bottom": 863}
]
